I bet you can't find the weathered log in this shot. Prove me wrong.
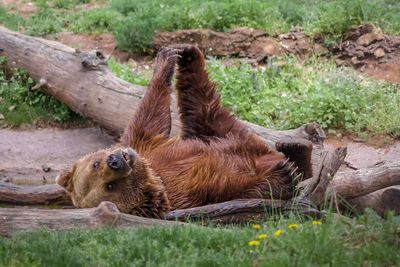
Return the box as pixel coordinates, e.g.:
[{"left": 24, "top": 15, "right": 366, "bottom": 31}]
[
  {"left": 0, "top": 201, "right": 182, "bottom": 236},
  {"left": 165, "top": 199, "right": 322, "bottom": 223},
  {"left": 0, "top": 182, "right": 72, "bottom": 206},
  {"left": 299, "top": 147, "right": 347, "bottom": 206},
  {"left": 0, "top": 26, "right": 325, "bottom": 144},
  {"left": 328, "top": 161, "right": 400, "bottom": 199},
  {"left": 345, "top": 186, "right": 400, "bottom": 216}
]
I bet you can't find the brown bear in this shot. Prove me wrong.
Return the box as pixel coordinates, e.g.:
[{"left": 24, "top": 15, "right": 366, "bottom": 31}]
[{"left": 56, "top": 45, "right": 313, "bottom": 218}]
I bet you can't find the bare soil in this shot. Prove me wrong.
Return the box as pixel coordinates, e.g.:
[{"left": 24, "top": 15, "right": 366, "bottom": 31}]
[
  {"left": 154, "top": 25, "right": 400, "bottom": 84},
  {"left": 55, "top": 32, "right": 131, "bottom": 62},
  {"left": 154, "top": 27, "right": 327, "bottom": 64},
  {"left": 0, "top": 127, "right": 114, "bottom": 185},
  {"left": 333, "top": 24, "right": 400, "bottom": 84}
]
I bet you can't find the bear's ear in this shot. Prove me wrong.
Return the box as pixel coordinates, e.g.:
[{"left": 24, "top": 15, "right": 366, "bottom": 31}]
[{"left": 56, "top": 168, "right": 74, "bottom": 192}]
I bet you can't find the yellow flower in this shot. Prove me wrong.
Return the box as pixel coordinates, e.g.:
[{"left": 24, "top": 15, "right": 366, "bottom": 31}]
[
  {"left": 252, "top": 224, "right": 261, "bottom": 230},
  {"left": 288, "top": 224, "right": 299, "bottom": 230},
  {"left": 312, "top": 220, "right": 322, "bottom": 225},
  {"left": 248, "top": 240, "right": 260, "bottom": 247},
  {"left": 274, "top": 229, "right": 283, "bottom": 237},
  {"left": 258, "top": 234, "right": 268, "bottom": 239}
]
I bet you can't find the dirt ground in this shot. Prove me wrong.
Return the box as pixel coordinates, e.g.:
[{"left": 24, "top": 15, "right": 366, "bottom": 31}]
[
  {"left": 155, "top": 25, "right": 400, "bottom": 84},
  {"left": 0, "top": 127, "right": 114, "bottom": 185}
]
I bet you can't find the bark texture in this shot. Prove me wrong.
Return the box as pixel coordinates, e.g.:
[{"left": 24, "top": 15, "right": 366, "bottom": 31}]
[{"left": 0, "top": 201, "right": 182, "bottom": 236}]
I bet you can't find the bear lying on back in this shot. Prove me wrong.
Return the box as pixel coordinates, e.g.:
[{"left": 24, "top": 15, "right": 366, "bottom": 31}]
[{"left": 56, "top": 45, "right": 313, "bottom": 218}]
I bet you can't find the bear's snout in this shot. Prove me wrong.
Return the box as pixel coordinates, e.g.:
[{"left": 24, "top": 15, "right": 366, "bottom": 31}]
[{"left": 107, "top": 154, "right": 124, "bottom": 170}]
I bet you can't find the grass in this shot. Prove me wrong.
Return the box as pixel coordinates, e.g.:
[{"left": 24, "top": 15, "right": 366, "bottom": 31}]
[
  {"left": 2, "top": 0, "right": 400, "bottom": 50},
  {"left": 110, "top": 0, "right": 400, "bottom": 52},
  {"left": 108, "top": 56, "right": 400, "bottom": 138},
  {"left": 0, "top": 211, "right": 399, "bottom": 266},
  {"left": 208, "top": 57, "right": 400, "bottom": 138}
]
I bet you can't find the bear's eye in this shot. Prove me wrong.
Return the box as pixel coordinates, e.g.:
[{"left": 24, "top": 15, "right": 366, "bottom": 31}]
[
  {"left": 106, "top": 182, "right": 115, "bottom": 191},
  {"left": 93, "top": 161, "right": 100, "bottom": 170}
]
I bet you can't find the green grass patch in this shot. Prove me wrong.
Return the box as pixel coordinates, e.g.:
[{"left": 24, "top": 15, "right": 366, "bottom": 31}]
[
  {"left": 0, "top": 6, "right": 25, "bottom": 31},
  {"left": 208, "top": 57, "right": 400, "bottom": 138},
  {"left": 69, "top": 8, "right": 122, "bottom": 34},
  {"left": 110, "top": 0, "right": 400, "bottom": 52},
  {"left": 108, "top": 58, "right": 150, "bottom": 86},
  {"left": 0, "top": 211, "right": 399, "bottom": 266},
  {"left": 105, "top": 57, "right": 400, "bottom": 138},
  {"left": 24, "top": 8, "right": 67, "bottom": 36},
  {"left": 2, "top": 0, "right": 400, "bottom": 51},
  {"left": 0, "top": 64, "right": 82, "bottom": 127}
]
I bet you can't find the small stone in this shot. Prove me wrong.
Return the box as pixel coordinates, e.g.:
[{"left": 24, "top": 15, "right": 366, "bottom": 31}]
[
  {"left": 373, "top": 48, "right": 385, "bottom": 58},
  {"left": 313, "top": 43, "right": 328, "bottom": 55},
  {"left": 0, "top": 113, "right": 4, "bottom": 120},
  {"left": 357, "top": 33, "right": 384, "bottom": 46},
  {"left": 42, "top": 164, "right": 51, "bottom": 172},
  {"left": 8, "top": 105, "right": 16, "bottom": 112}
]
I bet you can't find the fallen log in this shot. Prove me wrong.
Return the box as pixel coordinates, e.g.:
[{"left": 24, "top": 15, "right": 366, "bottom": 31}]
[
  {"left": 328, "top": 161, "right": 400, "bottom": 199},
  {"left": 0, "top": 26, "right": 325, "bottom": 144},
  {"left": 0, "top": 201, "right": 182, "bottom": 236},
  {"left": 0, "top": 182, "right": 72, "bottom": 206},
  {"left": 346, "top": 186, "right": 400, "bottom": 216}
]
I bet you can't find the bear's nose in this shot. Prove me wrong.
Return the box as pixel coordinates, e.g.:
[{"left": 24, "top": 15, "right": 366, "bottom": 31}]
[{"left": 107, "top": 154, "right": 123, "bottom": 170}]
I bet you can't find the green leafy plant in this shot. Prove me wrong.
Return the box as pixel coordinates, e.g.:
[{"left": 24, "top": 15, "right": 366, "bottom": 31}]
[
  {"left": 207, "top": 57, "right": 400, "bottom": 138},
  {"left": 0, "top": 65, "right": 82, "bottom": 127},
  {"left": 70, "top": 8, "right": 122, "bottom": 34}
]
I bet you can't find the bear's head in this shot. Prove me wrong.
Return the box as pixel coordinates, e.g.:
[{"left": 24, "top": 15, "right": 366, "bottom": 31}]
[{"left": 56, "top": 146, "right": 170, "bottom": 218}]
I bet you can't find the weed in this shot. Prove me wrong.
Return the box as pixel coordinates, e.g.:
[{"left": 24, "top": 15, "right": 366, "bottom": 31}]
[
  {"left": 0, "top": 65, "right": 82, "bottom": 127},
  {"left": 207, "top": 57, "right": 400, "bottom": 137},
  {"left": 108, "top": 59, "right": 149, "bottom": 86},
  {"left": 70, "top": 8, "right": 122, "bottom": 34},
  {"left": 0, "top": 6, "right": 25, "bottom": 31},
  {"left": 25, "top": 8, "right": 67, "bottom": 36}
]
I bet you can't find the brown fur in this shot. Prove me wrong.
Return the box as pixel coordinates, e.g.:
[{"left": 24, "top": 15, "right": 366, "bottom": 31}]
[{"left": 57, "top": 46, "right": 313, "bottom": 218}]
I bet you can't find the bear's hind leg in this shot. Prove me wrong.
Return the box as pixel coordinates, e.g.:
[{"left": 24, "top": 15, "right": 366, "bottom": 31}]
[
  {"left": 121, "top": 48, "right": 178, "bottom": 150},
  {"left": 276, "top": 138, "right": 313, "bottom": 180},
  {"left": 174, "top": 45, "right": 250, "bottom": 141}
]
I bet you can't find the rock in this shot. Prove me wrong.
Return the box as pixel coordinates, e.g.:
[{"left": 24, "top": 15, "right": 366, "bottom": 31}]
[
  {"left": 42, "top": 164, "right": 51, "bottom": 172},
  {"left": 357, "top": 33, "right": 384, "bottom": 46},
  {"left": 263, "top": 42, "right": 279, "bottom": 56},
  {"left": 0, "top": 113, "right": 4, "bottom": 120},
  {"left": 374, "top": 48, "right": 386, "bottom": 58},
  {"left": 313, "top": 43, "right": 329, "bottom": 55},
  {"left": 8, "top": 105, "right": 16, "bottom": 112}
]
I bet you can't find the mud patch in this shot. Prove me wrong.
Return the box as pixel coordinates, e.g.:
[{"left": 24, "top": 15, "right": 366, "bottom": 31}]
[
  {"left": 154, "top": 27, "right": 327, "bottom": 63},
  {"left": 332, "top": 24, "right": 400, "bottom": 84},
  {"left": 0, "top": 127, "right": 114, "bottom": 185}
]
